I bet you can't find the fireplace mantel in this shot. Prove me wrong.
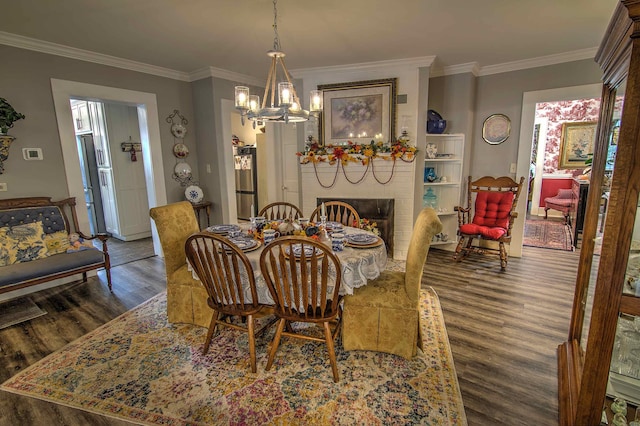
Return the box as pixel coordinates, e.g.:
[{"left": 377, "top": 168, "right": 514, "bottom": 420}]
[{"left": 300, "top": 159, "right": 416, "bottom": 260}]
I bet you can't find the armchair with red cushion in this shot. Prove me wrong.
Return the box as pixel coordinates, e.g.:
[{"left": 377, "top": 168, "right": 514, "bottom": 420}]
[{"left": 454, "top": 176, "right": 525, "bottom": 271}]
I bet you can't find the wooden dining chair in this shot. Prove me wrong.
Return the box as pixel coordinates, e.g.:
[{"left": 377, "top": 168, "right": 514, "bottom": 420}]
[
  {"left": 342, "top": 207, "right": 442, "bottom": 359},
  {"left": 454, "top": 176, "right": 524, "bottom": 271},
  {"left": 259, "top": 202, "right": 303, "bottom": 221},
  {"left": 310, "top": 201, "right": 361, "bottom": 228},
  {"left": 259, "top": 236, "right": 343, "bottom": 382},
  {"left": 185, "top": 232, "right": 275, "bottom": 373}
]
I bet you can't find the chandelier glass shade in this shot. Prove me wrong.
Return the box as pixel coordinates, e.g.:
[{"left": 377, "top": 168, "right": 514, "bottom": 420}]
[{"left": 235, "top": 0, "right": 321, "bottom": 126}]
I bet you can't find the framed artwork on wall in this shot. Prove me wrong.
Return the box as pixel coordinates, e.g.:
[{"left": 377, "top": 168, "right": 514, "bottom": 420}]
[
  {"left": 317, "top": 78, "right": 397, "bottom": 147},
  {"left": 558, "top": 121, "right": 597, "bottom": 169}
]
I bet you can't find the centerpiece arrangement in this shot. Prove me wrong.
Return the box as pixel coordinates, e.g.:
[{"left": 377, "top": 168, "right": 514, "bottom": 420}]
[{"left": 297, "top": 133, "right": 417, "bottom": 188}]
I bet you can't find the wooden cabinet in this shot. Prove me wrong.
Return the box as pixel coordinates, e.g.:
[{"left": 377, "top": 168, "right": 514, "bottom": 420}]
[
  {"left": 570, "top": 179, "right": 589, "bottom": 248},
  {"left": 558, "top": 2, "right": 640, "bottom": 425},
  {"left": 420, "top": 133, "right": 464, "bottom": 251}
]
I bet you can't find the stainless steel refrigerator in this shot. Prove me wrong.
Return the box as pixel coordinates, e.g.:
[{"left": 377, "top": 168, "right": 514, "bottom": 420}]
[{"left": 234, "top": 146, "right": 258, "bottom": 220}]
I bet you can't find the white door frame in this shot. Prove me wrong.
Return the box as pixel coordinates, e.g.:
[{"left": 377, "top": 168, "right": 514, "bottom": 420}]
[
  {"left": 514, "top": 83, "right": 602, "bottom": 257},
  {"left": 51, "top": 79, "right": 167, "bottom": 255}
]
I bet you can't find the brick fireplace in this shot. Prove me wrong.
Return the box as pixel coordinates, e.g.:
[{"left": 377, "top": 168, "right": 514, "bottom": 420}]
[
  {"left": 300, "top": 159, "right": 416, "bottom": 260},
  {"left": 317, "top": 197, "right": 395, "bottom": 256}
]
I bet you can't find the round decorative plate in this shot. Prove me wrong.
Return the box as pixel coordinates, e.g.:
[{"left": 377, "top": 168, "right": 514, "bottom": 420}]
[
  {"left": 174, "top": 162, "right": 192, "bottom": 179},
  {"left": 185, "top": 185, "right": 204, "bottom": 203},
  {"left": 171, "top": 123, "right": 187, "bottom": 138},
  {"left": 173, "top": 143, "right": 189, "bottom": 159},
  {"left": 482, "top": 114, "right": 511, "bottom": 145},
  {"left": 428, "top": 109, "right": 443, "bottom": 121}
]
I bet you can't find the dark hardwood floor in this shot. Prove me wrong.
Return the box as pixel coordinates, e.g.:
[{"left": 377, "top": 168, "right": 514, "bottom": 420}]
[
  {"left": 0, "top": 244, "right": 580, "bottom": 425},
  {"left": 425, "top": 246, "right": 579, "bottom": 426}
]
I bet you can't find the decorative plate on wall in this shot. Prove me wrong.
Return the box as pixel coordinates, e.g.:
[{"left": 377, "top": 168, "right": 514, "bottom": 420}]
[
  {"left": 185, "top": 185, "right": 204, "bottom": 203},
  {"left": 173, "top": 143, "right": 189, "bottom": 158},
  {"left": 171, "top": 123, "right": 187, "bottom": 138},
  {"left": 174, "top": 162, "right": 192, "bottom": 179},
  {"left": 482, "top": 114, "right": 511, "bottom": 145}
]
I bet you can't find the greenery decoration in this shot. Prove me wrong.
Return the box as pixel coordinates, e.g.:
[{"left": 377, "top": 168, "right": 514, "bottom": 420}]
[
  {"left": 296, "top": 135, "right": 417, "bottom": 188},
  {"left": 0, "top": 98, "right": 26, "bottom": 134}
]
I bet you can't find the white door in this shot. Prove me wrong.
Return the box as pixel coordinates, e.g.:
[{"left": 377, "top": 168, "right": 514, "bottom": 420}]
[
  {"left": 98, "top": 168, "right": 119, "bottom": 236},
  {"left": 280, "top": 124, "right": 299, "bottom": 205}
]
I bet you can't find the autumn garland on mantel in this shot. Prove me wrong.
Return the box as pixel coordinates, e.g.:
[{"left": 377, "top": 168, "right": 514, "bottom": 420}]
[{"left": 297, "top": 137, "right": 417, "bottom": 188}]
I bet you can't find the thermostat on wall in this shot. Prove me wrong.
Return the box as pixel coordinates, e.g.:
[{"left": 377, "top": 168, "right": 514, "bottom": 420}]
[{"left": 22, "top": 148, "right": 43, "bottom": 161}]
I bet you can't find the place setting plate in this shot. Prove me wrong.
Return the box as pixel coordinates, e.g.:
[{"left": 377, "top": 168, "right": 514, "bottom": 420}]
[
  {"left": 345, "top": 233, "right": 383, "bottom": 248},
  {"left": 229, "top": 238, "right": 261, "bottom": 252},
  {"left": 325, "top": 221, "right": 344, "bottom": 230},
  {"left": 284, "top": 244, "right": 325, "bottom": 259},
  {"left": 207, "top": 224, "right": 241, "bottom": 235}
]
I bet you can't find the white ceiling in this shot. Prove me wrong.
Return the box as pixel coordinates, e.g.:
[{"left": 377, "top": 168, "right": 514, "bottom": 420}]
[{"left": 0, "top": 0, "right": 619, "bottom": 79}]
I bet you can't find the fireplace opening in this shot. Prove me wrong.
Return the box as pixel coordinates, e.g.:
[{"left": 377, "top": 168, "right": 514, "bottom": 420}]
[{"left": 317, "top": 198, "right": 395, "bottom": 256}]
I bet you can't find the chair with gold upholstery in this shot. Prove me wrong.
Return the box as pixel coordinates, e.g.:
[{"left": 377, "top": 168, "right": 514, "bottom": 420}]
[
  {"left": 342, "top": 207, "right": 442, "bottom": 359},
  {"left": 259, "top": 202, "right": 303, "bottom": 221},
  {"left": 149, "top": 201, "right": 211, "bottom": 327},
  {"left": 454, "top": 175, "right": 525, "bottom": 271},
  {"left": 185, "top": 232, "right": 275, "bottom": 372},
  {"left": 310, "top": 201, "right": 360, "bottom": 228},
  {"left": 259, "top": 236, "right": 343, "bottom": 382}
]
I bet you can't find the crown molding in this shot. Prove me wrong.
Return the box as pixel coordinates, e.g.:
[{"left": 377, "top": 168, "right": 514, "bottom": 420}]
[
  {"left": 291, "top": 56, "right": 437, "bottom": 79},
  {"left": 0, "top": 31, "right": 191, "bottom": 81},
  {"left": 0, "top": 30, "right": 599, "bottom": 82},
  {"left": 430, "top": 62, "right": 480, "bottom": 78},
  {"left": 476, "top": 47, "right": 598, "bottom": 76},
  {"left": 188, "top": 67, "right": 264, "bottom": 86}
]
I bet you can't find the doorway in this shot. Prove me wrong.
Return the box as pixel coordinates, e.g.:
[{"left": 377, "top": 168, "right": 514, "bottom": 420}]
[
  {"left": 51, "top": 79, "right": 167, "bottom": 257},
  {"left": 514, "top": 83, "right": 602, "bottom": 256}
]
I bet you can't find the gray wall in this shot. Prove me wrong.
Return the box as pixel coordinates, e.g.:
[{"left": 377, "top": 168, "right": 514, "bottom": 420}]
[
  {"left": 191, "top": 77, "right": 262, "bottom": 224},
  {"left": 428, "top": 59, "right": 602, "bottom": 179},
  {"left": 0, "top": 44, "right": 193, "bottom": 203},
  {"left": 1, "top": 42, "right": 604, "bottom": 218}
]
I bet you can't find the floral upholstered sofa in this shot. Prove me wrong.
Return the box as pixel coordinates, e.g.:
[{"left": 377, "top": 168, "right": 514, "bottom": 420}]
[{"left": 0, "top": 197, "right": 111, "bottom": 295}]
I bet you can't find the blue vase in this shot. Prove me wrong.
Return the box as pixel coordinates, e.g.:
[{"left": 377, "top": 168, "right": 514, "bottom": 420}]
[
  {"left": 424, "top": 167, "right": 437, "bottom": 182},
  {"left": 423, "top": 188, "right": 438, "bottom": 209}
]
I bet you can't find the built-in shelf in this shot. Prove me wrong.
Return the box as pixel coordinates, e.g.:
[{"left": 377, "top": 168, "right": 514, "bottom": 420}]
[{"left": 418, "top": 133, "right": 465, "bottom": 252}]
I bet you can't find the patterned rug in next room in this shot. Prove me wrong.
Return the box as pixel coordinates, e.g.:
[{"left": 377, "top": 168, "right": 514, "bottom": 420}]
[
  {"left": 523, "top": 219, "right": 574, "bottom": 251},
  {"left": 1, "top": 288, "right": 466, "bottom": 425}
]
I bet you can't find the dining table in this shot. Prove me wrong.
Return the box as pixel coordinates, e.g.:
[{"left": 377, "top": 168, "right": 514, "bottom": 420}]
[{"left": 187, "top": 222, "right": 387, "bottom": 305}]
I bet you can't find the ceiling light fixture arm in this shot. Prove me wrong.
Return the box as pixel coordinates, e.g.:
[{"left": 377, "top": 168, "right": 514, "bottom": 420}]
[{"left": 234, "top": 0, "right": 321, "bottom": 125}]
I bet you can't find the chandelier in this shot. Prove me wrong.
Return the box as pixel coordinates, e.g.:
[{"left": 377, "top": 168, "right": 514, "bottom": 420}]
[{"left": 235, "top": 0, "right": 322, "bottom": 126}]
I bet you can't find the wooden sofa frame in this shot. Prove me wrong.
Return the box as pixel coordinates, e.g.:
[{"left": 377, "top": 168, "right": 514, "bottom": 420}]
[{"left": 0, "top": 196, "right": 111, "bottom": 294}]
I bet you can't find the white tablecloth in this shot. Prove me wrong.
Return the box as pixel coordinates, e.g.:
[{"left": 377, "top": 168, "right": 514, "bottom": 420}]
[{"left": 188, "top": 226, "right": 387, "bottom": 305}]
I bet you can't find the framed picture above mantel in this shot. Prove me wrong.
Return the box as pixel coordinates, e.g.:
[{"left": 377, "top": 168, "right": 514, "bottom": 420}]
[{"left": 317, "top": 78, "right": 397, "bottom": 147}]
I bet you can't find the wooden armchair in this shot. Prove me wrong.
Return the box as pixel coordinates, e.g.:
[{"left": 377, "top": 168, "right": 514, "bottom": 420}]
[
  {"left": 310, "top": 201, "right": 360, "bottom": 228},
  {"left": 185, "top": 232, "right": 275, "bottom": 373},
  {"left": 259, "top": 236, "right": 343, "bottom": 382},
  {"left": 258, "top": 202, "right": 303, "bottom": 221},
  {"left": 454, "top": 176, "right": 524, "bottom": 271}
]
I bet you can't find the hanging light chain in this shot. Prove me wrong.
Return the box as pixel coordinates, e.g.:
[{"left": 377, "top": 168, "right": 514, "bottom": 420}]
[{"left": 272, "top": 0, "right": 281, "bottom": 52}]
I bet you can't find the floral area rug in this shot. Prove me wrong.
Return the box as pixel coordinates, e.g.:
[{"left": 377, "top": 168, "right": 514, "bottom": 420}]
[
  {"left": 523, "top": 219, "right": 574, "bottom": 251},
  {"left": 1, "top": 288, "right": 466, "bottom": 426}
]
